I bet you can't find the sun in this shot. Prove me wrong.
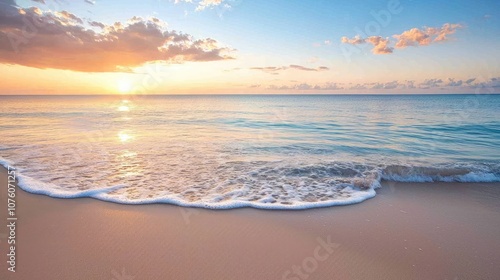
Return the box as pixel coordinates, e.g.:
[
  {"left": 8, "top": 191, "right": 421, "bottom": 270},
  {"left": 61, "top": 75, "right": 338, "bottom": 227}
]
[{"left": 117, "top": 79, "right": 132, "bottom": 94}]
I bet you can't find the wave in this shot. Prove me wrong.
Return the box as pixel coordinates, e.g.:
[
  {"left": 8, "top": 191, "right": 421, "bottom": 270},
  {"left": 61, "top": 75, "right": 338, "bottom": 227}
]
[
  {"left": 381, "top": 164, "right": 500, "bottom": 183},
  {"left": 1, "top": 157, "right": 499, "bottom": 210}
]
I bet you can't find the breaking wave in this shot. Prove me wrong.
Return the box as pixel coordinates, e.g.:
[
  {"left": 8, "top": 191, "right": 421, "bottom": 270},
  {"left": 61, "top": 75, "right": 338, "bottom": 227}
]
[{"left": 2, "top": 157, "right": 498, "bottom": 210}]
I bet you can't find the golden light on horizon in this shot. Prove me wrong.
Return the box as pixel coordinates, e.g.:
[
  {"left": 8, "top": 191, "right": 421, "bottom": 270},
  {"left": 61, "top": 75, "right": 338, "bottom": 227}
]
[{"left": 117, "top": 79, "right": 132, "bottom": 94}]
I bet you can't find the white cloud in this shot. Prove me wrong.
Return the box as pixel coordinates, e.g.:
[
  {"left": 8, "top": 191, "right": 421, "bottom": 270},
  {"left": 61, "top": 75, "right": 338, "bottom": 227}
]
[{"left": 175, "top": 0, "right": 228, "bottom": 11}]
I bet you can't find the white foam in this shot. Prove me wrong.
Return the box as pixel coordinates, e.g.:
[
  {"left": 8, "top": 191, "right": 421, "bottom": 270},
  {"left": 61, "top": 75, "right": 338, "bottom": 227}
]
[
  {"left": 381, "top": 164, "right": 500, "bottom": 183},
  {"left": 91, "top": 188, "right": 377, "bottom": 210},
  {"left": 17, "top": 174, "right": 127, "bottom": 199},
  {"left": 0, "top": 156, "right": 14, "bottom": 168},
  {"left": 381, "top": 172, "right": 500, "bottom": 183},
  {"left": 11, "top": 169, "right": 377, "bottom": 210},
  {"left": 2, "top": 149, "right": 499, "bottom": 210}
]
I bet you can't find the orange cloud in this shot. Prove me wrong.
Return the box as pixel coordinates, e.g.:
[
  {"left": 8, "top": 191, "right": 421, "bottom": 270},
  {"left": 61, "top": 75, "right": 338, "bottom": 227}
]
[
  {"left": 365, "top": 36, "right": 393, "bottom": 54},
  {"left": 340, "top": 35, "right": 365, "bottom": 45},
  {"left": 394, "top": 23, "right": 462, "bottom": 48},
  {"left": 393, "top": 28, "right": 431, "bottom": 48},
  {"left": 0, "top": 3, "right": 234, "bottom": 72},
  {"left": 340, "top": 35, "right": 393, "bottom": 54},
  {"left": 340, "top": 23, "right": 462, "bottom": 54}
]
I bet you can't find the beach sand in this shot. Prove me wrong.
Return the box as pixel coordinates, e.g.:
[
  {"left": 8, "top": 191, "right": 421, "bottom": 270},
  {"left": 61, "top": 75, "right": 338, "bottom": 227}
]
[{"left": 1, "top": 167, "right": 500, "bottom": 280}]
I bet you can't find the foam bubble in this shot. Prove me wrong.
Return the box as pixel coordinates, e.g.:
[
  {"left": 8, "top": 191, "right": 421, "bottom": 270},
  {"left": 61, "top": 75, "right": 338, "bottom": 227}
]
[
  {"left": 4, "top": 157, "right": 499, "bottom": 210},
  {"left": 12, "top": 168, "right": 377, "bottom": 209}
]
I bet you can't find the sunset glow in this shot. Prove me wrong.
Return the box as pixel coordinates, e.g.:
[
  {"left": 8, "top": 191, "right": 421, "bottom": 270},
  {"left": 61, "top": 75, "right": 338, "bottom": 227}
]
[
  {"left": 117, "top": 80, "right": 132, "bottom": 94},
  {"left": 1, "top": 2, "right": 499, "bottom": 279},
  {"left": 0, "top": 0, "right": 498, "bottom": 94}
]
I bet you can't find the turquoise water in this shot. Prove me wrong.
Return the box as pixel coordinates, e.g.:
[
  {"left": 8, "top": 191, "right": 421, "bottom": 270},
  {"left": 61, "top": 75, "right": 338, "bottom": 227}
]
[{"left": 0, "top": 94, "right": 499, "bottom": 209}]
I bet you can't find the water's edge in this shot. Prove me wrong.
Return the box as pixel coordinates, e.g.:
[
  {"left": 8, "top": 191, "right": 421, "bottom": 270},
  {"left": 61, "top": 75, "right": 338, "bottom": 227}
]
[{"left": 2, "top": 157, "right": 498, "bottom": 210}]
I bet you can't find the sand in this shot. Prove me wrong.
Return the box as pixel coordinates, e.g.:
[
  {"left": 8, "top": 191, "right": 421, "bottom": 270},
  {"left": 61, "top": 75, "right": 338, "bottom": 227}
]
[{"left": 1, "top": 167, "right": 500, "bottom": 280}]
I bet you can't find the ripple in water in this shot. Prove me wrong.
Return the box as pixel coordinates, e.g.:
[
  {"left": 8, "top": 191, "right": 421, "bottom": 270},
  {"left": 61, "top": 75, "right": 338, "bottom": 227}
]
[{"left": 0, "top": 95, "right": 499, "bottom": 209}]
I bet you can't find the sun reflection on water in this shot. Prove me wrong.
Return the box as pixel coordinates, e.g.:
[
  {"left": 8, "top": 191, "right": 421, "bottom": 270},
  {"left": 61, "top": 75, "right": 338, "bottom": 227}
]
[
  {"left": 118, "top": 105, "right": 130, "bottom": 112},
  {"left": 118, "top": 131, "right": 134, "bottom": 143}
]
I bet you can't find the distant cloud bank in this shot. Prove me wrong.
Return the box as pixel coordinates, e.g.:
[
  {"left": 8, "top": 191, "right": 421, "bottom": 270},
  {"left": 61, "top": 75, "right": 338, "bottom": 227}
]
[{"left": 264, "top": 77, "right": 499, "bottom": 92}]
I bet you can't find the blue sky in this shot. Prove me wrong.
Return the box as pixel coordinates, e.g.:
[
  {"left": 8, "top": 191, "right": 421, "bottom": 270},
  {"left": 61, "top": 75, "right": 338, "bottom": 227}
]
[{"left": 1, "top": 0, "right": 499, "bottom": 94}]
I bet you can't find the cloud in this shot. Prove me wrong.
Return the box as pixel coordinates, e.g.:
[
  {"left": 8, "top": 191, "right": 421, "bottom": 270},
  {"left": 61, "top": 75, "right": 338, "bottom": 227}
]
[
  {"left": 372, "top": 81, "right": 399, "bottom": 89},
  {"left": 340, "top": 35, "right": 365, "bottom": 45},
  {"left": 196, "top": 0, "right": 224, "bottom": 11},
  {"left": 473, "top": 77, "right": 500, "bottom": 89},
  {"left": 394, "top": 23, "right": 462, "bottom": 48},
  {"left": 349, "top": 84, "right": 367, "bottom": 90},
  {"left": 250, "top": 64, "right": 329, "bottom": 74},
  {"left": 289, "top": 64, "right": 329, "bottom": 71},
  {"left": 346, "top": 80, "right": 437, "bottom": 90},
  {"left": 366, "top": 80, "right": 417, "bottom": 90},
  {"left": 393, "top": 28, "right": 431, "bottom": 48},
  {"left": 266, "top": 77, "right": 486, "bottom": 92},
  {"left": 267, "top": 83, "right": 311, "bottom": 90},
  {"left": 88, "top": 20, "right": 105, "bottom": 28},
  {"left": 175, "top": 0, "right": 227, "bottom": 11},
  {"left": 404, "top": 80, "right": 416, "bottom": 89},
  {"left": 0, "top": 3, "right": 234, "bottom": 72},
  {"left": 320, "top": 83, "right": 343, "bottom": 90},
  {"left": 365, "top": 36, "right": 393, "bottom": 54},
  {"left": 31, "top": 0, "right": 95, "bottom": 4},
  {"left": 446, "top": 78, "right": 462, "bottom": 87},
  {"left": 465, "top": 78, "right": 476, "bottom": 85},
  {"left": 250, "top": 66, "right": 287, "bottom": 73},
  {"left": 56, "top": 10, "right": 83, "bottom": 24},
  {"left": 340, "top": 35, "right": 392, "bottom": 54},
  {"left": 419, "top": 79, "right": 443, "bottom": 89},
  {"left": 268, "top": 82, "right": 343, "bottom": 91},
  {"left": 340, "top": 23, "right": 462, "bottom": 55}
]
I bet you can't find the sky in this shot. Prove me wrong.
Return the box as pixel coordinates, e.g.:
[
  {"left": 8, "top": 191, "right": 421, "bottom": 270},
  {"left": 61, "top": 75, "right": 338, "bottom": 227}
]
[{"left": 0, "top": 0, "right": 499, "bottom": 94}]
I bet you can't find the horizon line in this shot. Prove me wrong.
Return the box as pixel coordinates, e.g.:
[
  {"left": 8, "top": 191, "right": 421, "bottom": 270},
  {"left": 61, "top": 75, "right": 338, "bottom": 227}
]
[{"left": 1, "top": 93, "right": 499, "bottom": 97}]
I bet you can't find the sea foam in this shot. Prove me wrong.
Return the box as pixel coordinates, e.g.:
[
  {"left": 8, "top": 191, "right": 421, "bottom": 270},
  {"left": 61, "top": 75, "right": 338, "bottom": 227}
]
[{"left": 2, "top": 157, "right": 499, "bottom": 210}]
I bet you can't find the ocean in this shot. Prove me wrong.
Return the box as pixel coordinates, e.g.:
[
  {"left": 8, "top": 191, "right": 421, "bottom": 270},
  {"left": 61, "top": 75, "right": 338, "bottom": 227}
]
[{"left": 0, "top": 94, "right": 499, "bottom": 209}]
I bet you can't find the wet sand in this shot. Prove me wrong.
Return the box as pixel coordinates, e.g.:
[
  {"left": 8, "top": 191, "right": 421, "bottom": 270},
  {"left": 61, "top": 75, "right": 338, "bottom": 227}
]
[{"left": 1, "top": 166, "right": 500, "bottom": 280}]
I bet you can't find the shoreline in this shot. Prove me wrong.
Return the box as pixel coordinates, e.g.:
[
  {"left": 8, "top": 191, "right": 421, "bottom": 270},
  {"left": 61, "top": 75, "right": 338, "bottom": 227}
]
[{"left": 1, "top": 166, "right": 500, "bottom": 279}]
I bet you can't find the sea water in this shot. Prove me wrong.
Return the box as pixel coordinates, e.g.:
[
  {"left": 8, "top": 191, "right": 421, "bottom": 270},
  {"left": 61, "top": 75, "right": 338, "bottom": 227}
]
[{"left": 0, "top": 94, "right": 499, "bottom": 209}]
